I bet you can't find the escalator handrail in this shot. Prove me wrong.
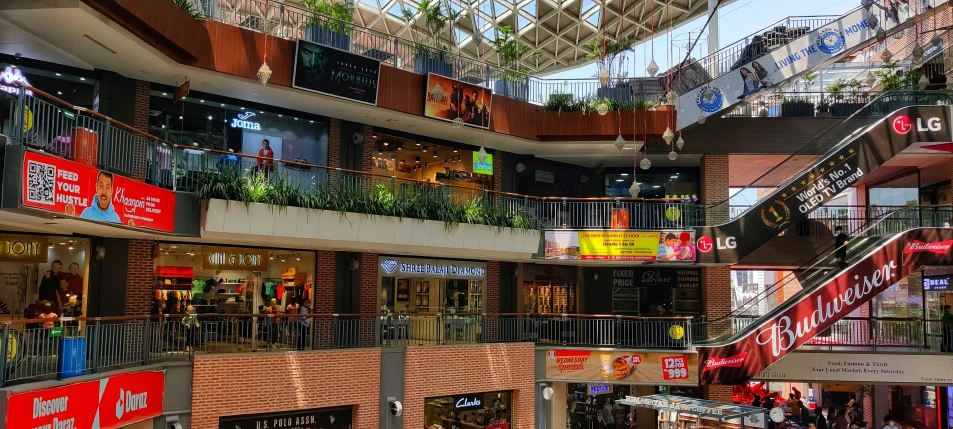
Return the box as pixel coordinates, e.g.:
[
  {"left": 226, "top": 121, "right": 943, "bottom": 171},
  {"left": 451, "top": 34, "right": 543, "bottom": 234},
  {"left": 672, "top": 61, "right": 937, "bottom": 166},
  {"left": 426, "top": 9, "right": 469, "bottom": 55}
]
[
  {"left": 702, "top": 90, "right": 953, "bottom": 217},
  {"left": 698, "top": 206, "right": 920, "bottom": 331}
]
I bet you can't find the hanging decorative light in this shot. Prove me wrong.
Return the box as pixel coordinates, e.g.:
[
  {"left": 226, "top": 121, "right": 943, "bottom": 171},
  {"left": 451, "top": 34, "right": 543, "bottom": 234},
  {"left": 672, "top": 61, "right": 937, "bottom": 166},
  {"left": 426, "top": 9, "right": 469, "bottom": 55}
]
[
  {"left": 662, "top": 126, "right": 674, "bottom": 144},
  {"left": 931, "top": 33, "right": 942, "bottom": 46},
  {"left": 697, "top": 113, "right": 707, "bottom": 125},
  {"left": 647, "top": 59, "right": 659, "bottom": 77},
  {"left": 640, "top": 157, "right": 652, "bottom": 170},
  {"left": 865, "top": 72, "right": 876, "bottom": 88},
  {"left": 452, "top": 117, "right": 465, "bottom": 128},
  {"left": 599, "top": 69, "right": 611, "bottom": 86},
  {"left": 596, "top": 102, "right": 610, "bottom": 116},
  {"left": 912, "top": 44, "right": 924, "bottom": 65},
  {"left": 703, "top": 86, "right": 715, "bottom": 101},
  {"left": 668, "top": 150, "right": 678, "bottom": 160},
  {"left": 862, "top": 0, "right": 873, "bottom": 10},
  {"left": 919, "top": 73, "right": 930, "bottom": 89},
  {"left": 614, "top": 134, "right": 626, "bottom": 152},
  {"left": 876, "top": 27, "right": 886, "bottom": 43},
  {"left": 666, "top": 90, "right": 678, "bottom": 104},
  {"left": 676, "top": 135, "right": 685, "bottom": 150},
  {"left": 629, "top": 181, "right": 640, "bottom": 198},
  {"left": 882, "top": 47, "right": 892, "bottom": 62},
  {"left": 866, "top": 14, "right": 878, "bottom": 30}
]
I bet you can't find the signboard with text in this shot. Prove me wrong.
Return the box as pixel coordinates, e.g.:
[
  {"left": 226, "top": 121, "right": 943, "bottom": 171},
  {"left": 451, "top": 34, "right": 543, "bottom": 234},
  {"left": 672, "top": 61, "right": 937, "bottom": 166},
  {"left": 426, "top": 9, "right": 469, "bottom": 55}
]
[
  {"left": 378, "top": 256, "right": 486, "bottom": 279},
  {"left": 202, "top": 246, "right": 269, "bottom": 271},
  {"left": 220, "top": 406, "right": 353, "bottom": 429},
  {"left": 6, "top": 370, "right": 165, "bottom": 429},
  {"left": 544, "top": 230, "right": 695, "bottom": 261},
  {"left": 21, "top": 151, "right": 176, "bottom": 233},
  {"left": 424, "top": 74, "right": 492, "bottom": 128},
  {"left": 292, "top": 39, "right": 380, "bottom": 105},
  {"left": 0, "top": 234, "right": 49, "bottom": 262},
  {"left": 544, "top": 349, "right": 698, "bottom": 385},
  {"left": 755, "top": 352, "right": 953, "bottom": 385}
]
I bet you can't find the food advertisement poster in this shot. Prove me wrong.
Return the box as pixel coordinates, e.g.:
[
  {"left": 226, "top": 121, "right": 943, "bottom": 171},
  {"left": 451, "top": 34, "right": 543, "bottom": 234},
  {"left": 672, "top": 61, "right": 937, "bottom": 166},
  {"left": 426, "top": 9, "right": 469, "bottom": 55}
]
[
  {"left": 424, "top": 74, "right": 492, "bottom": 128},
  {"left": 21, "top": 150, "right": 176, "bottom": 233},
  {"left": 544, "top": 349, "right": 698, "bottom": 385},
  {"left": 543, "top": 230, "right": 695, "bottom": 261}
]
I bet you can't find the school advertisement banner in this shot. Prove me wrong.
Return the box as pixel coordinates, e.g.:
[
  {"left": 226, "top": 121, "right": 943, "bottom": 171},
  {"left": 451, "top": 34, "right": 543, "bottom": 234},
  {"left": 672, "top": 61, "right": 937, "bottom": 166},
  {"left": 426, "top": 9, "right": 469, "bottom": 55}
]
[
  {"left": 543, "top": 230, "right": 695, "bottom": 261},
  {"left": 544, "top": 349, "right": 698, "bottom": 385},
  {"left": 21, "top": 150, "right": 177, "bottom": 233},
  {"left": 675, "top": 1, "right": 940, "bottom": 130},
  {"left": 424, "top": 74, "right": 492, "bottom": 128}
]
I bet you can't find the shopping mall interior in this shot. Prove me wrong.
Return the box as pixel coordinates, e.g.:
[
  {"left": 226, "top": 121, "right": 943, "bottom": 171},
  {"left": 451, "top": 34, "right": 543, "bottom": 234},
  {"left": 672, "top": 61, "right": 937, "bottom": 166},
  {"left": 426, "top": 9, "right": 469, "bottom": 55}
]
[{"left": 0, "top": 1, "right": 952, "bottom": 429}]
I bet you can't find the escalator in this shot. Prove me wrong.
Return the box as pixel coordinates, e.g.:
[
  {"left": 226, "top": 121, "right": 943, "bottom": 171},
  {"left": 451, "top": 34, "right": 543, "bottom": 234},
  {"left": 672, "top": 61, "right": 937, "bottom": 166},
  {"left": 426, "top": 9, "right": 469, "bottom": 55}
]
[
  {"left": 695, "top": 101, "right": 953, "bottom": 264},
  {"left": 696, "top": 225, "right": 953, "bottom": 384},
  {"left": 674, "top": 1, "right": 944, "bottom": 130}
]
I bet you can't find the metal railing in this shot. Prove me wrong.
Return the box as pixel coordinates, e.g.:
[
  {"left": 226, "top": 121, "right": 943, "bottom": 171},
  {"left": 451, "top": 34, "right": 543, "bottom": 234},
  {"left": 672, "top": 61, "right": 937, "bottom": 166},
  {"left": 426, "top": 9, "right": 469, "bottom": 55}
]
[
  {"left": 724, "top": 317, "right": 949, "bottom": 351},
  {"left": 0, "top": 313, "right": 692, "bottom": 386}
]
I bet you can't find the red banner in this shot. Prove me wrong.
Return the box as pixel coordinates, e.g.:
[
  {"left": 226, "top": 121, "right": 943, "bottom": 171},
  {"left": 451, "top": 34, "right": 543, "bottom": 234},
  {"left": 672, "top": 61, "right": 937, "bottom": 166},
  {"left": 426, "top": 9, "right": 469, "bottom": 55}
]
[
  {"left": 21, "top": 151, "right": 176, "bottom": 233},
  {"left": 6, "top": 370, "right": 165, "bottom": 429}
]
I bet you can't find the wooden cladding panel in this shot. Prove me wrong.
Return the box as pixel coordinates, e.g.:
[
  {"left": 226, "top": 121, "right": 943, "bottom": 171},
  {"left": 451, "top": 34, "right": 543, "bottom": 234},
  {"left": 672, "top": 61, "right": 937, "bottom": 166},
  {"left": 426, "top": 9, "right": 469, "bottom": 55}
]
[
  {"left": 376, "top": 67, "right": 425, "bottom": 115},
  {"left": 195, "top": 20, "right": 295, "bottom": 87},
  {"left": 488, "top": 95, "right": 537, "bottom": 140}
]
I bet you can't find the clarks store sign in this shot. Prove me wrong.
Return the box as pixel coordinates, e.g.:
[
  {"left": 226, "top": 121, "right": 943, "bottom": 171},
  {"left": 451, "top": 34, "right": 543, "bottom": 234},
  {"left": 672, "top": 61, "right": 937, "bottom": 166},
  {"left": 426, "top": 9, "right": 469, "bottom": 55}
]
[
  {"left": 378, "top": 256, "right": 486, "bottom": 279},
  {"left": 202, "top": 246, "right": 269, "bottom": 271}
]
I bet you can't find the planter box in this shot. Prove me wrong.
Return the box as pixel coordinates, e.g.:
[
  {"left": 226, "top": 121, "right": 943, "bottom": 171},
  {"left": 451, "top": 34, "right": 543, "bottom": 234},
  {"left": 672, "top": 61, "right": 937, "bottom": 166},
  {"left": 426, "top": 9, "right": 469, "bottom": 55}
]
[
  {"left": 879, "top": 100, "right": 911, "bottom": 115},
  {"left": 414, "top": 56, "right": 454, "bottom": 78},
  {"left": 830, "top": 102, "right": 868, "bottom": 117},
  {"left": 596, "top": 86, "right": 632, "bottom": 103},
  {"left": 781, "top": 102, "right": 815, "bottom": 117},
  {"left": 305, "top": 26, "right": 351, "bottom": 51},
  {"left": 494, "top": 78, "right": 529, "bottom": 101}
]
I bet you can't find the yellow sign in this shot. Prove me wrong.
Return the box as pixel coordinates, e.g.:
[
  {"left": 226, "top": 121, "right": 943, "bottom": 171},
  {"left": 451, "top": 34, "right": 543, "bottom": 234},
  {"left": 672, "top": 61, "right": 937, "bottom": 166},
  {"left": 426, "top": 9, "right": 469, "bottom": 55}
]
[
  {"left": 0, "top": 235, "right": 48, "bottom": 263},
  {"left": 665, "top": 207, "right": 681, "bottom": 221},
  {"left": 202, "top": 246, "right": 269, "bottom": 271},
  {"left": 668, "top": 325, "right": 685, "bottom": 340},
  {"left": 578, "top": 231, "right": 660, "bottom": 261}
]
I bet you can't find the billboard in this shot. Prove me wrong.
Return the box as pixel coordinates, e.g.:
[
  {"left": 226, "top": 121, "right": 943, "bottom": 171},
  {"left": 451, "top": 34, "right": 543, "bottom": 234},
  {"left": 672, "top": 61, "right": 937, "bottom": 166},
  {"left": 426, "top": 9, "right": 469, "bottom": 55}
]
[
  {"left": 293, "top": 39, "right": 381, "bottom": 105},
  {"left": 424, "top": 74, "right": 492, "bottom": 128},
  {"left": 545, "top": 349, "right": 698, "bottom": 385},
  {"left": 544, "top": 230, "right": 696, "bottom": 261}
]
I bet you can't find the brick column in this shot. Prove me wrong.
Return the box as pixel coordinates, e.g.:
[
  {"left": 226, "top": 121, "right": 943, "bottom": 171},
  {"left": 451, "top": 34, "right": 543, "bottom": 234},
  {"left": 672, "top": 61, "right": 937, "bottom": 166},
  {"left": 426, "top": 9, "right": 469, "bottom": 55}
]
[
  {"left": 699, "top": 155, "right": 732, "bottom": 400},
  {"left": 132, "top": 81, "right": 150, "bottom": 181},
  {"left": 359, "top": 252, "right": 378, "bottom": 346},
  {"left": 700, "top": 154, "right": 729, "bottom": 223},
  {"left": 493, "top": 150, "right": 503, "bottom": 192},
  {"left": 328, "top": 119, "right": 341, "bottom": 169},
  {"left": 125, "top": 239, "right": 155, "bottom": 315},
  {"left": 360, "top": 124, "right": 374, "bottom": 172},
  {"left": 313, "top": 250, "right": 336, "bottom": 349},
  {"left": 485, "top": 261, "right": 500, "bottom": 342}
]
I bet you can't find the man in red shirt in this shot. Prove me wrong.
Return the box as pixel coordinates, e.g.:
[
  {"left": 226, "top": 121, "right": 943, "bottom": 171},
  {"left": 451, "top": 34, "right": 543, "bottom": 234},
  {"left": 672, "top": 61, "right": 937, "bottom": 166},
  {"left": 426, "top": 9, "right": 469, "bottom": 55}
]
[
  {"left": 66, "top": 262, "right": 83, "bottom": 299},
  {"left": 257, "top": 139, "right": 274, "bottom": 173}
]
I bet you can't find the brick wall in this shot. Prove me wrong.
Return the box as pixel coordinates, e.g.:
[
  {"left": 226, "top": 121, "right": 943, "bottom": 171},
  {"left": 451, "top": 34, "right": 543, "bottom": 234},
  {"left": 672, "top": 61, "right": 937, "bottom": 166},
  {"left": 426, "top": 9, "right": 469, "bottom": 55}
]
[
  {"left": 403, "top": 344, "right": 535, "bottom": 429},
  {"left": 493, "top": 150, "right": 503, "bottom": 192},
  {"left": 360, "top": 253, "right": 378, "bottom": 314},
  {"left": 126, "top": 239, "right": 155, "bottom": 315},
  {"left": 485, "top": 261, "right": 500, "bottom": 342},
  {"left": 701, "top": 266, "right": 730, "bottom": 322},
  {"left": 361, "top": 124, "right": 374, "bottom": 172},
  {"left": 190, "top": 350, "right": 381, "bottom": 429},
  {"left": 314, "top": 250, "right": 336, "bottom": 348},
  {"left": 132, "top": 80, "right": 151, "bottom": 180},
  {"left": 329, "top": 119, "right": 341, "bottom": 168},
  {"left": 700, "top": 154, "right": 729, "bottom": 224}
]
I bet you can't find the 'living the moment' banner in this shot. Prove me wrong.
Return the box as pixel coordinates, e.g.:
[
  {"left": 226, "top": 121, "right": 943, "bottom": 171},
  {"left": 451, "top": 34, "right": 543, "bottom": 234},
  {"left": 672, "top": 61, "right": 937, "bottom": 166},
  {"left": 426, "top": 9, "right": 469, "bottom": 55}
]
[{"left": 544, "top": 230, "right": 695, "bottom": 261}]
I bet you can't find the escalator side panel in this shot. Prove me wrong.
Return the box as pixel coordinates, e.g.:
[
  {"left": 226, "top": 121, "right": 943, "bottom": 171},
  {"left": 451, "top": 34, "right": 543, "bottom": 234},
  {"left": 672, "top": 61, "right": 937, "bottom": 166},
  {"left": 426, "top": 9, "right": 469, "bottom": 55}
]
[
  {"left": 696, "top": 106, "right": 953, "bottom": 264},
  {"left": 675, "top": 1, "right": 942, "bottom": 130},
  {"left": 697, "top": 227, "right": 953, "bottom": 385}
]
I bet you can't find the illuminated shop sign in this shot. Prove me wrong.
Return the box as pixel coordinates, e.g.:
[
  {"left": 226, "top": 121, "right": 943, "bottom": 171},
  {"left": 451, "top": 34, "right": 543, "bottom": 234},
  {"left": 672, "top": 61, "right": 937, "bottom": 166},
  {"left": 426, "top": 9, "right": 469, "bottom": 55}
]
[
  {"left": 924, "top": 275, "right": 952, "bottom": 291},
  {"left": 230, "top": 112, "right": 261, "bottom": 131},
  {"left": 0, "top": 235, "right": 48, "bottom": 263},
  {"left": 0, "top": 66, "right": 32, "bottom": 96},
  {"left": 378, "top": 256, "right": 486, "bottom": 279},
  {"left": 202, "top": 246, "right": 269, "bottom": 271}
]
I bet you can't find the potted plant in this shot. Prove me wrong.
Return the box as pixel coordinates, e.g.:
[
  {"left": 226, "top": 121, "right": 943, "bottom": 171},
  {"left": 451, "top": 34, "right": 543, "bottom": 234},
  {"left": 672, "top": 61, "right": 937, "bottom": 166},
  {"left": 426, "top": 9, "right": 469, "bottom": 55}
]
[
  {"left": 875, "top": 61, "right": 920, "bottom": 113},
  {"left": 781, "top": 96, "right": 815, "bottom": 117},
  {"left": 827, "top": 79, "right": 865, "bottom": 116},
  {"left": 412, "top": 0, "right": 454, "bottom": 77},
  {"left": 588, "top": 35, "right": 635, "bottom": 102},
  {"left": 816, "top": 99, "right": 832, "bottom": 116},
  {"left": 489, "top": 25, "right": 541, "bottom": 101},
  {"left": 303, "top": 0, "right": 354, "bottom": 50},
  {"left": 800, "top": 71, "right": 818, "bottom": 92}
]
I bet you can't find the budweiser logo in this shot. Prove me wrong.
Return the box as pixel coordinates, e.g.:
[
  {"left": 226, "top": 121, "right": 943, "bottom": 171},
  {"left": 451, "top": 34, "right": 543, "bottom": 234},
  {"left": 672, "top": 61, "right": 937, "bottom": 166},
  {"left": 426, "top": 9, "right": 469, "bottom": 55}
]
[
  {"left": 756, "top": 260, "right": 897, "bottom": 358},
  {"left": 703, "top": 352, "right": 747, "bottom": 371},
  {"left": 904, "top": 240, "right": 953, "bottom": 254}
]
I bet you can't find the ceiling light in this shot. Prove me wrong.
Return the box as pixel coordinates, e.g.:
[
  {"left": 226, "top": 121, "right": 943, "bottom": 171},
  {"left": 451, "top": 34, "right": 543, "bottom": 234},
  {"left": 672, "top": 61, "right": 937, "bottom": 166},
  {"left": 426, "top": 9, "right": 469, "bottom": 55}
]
[
  {"left": 278, "top": 114, "right": 282, "bottom": 117},
  {"left": 56, "top": 73, "right": 62, "bottom": 76},
  {"left": 453, "top": 149, "right": 458, "bottom": 153},
  {"left": 161, "top": 125, "right": 165, "bottom": 128},
  {"left": 68, "top": 246, "right": 74, "bottom": 250},
  {"left": 615, "top": 179, "right": 624, "bottom": 182},
  {"left": 179, "top": 116, "right": 183, "bottom": 120},
  {"left": 207, "top": 115, "right": 212, "bottom": 120},
  {"left": 200, "top": 99, "right": 205, "bottom": 102},
  {"left": 383, "top": 142, "right": 389, "bottom": 146},
  {"left": 310, "top": 120, "right": 314, "bottom": 123},
  {"left": 259, "top": 111, "right": 264, "bottom": 114},
  {"left": 416, "top": 143, "right": 421, "bottom": 146},
  {"left": 171, "top": 245, "right": 177, "bottom": 249},
  {"left": 60, "top": 242, "right": 66, "bottom": 245},
  {"left": 373, "top": 134, "right": 378, "bottom": 138},
  {"left": 240, "top": 107, "right": 245, "bottom": 110},
  {"left": 294, "top": 118, "right": 298, "bottom": 121},
  {"left": 280, "top": 259, "right": 286, "bottom": 262},
  {"left": 620, "top": 173, "right": 628, "bottom": 176},
  {"left": 162, "top": 92, "right": 167, "bottom": 96},
  {"left": 269, "top": 256, "right": 274, "bottom": 260},
  {"left": 652, "top": 185, "right": 661, "bottom": 188},
  {"left": 220, "top": 103, "right": 225, "bottom": 107},
  {"left": 296, "top": 257, "right": 301, "bottom": 261},
  {"left": 671, "top": 176, "right": 678, "bottom": 179},
  {"left": 57, "top": 91, "right": 62, "bottom": 95},
  {"left": 79, "top": 77, "right": 85, "bottom": 81},
  {"left": 397, "top": 147, "right": 402, "bottom": 150}
]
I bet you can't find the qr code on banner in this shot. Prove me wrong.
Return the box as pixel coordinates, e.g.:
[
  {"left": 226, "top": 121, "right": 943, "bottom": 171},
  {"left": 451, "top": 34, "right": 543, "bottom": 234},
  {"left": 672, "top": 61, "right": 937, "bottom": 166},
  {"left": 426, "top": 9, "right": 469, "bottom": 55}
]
[{"left": 26, "top": 160, "right": 56, "bottom": 205}]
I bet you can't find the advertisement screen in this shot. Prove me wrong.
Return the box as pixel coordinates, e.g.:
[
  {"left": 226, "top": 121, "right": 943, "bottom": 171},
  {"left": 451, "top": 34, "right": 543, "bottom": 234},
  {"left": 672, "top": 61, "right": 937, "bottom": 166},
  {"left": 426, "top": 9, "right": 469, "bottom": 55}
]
[
  {"left": 424, "top": 74, "right": 492, "bottom": 128},
  {"left": 292, "top": 39, "right": 380, "bottom": 105},
  {"left": 544, "top": 349, "right": 698, "bottom": 385},
  {"left": 21, "top": 151, "right": 176, "bottom": 233},
  {"left": 544, "top": 230, "right": 695, "bottom": 261}
]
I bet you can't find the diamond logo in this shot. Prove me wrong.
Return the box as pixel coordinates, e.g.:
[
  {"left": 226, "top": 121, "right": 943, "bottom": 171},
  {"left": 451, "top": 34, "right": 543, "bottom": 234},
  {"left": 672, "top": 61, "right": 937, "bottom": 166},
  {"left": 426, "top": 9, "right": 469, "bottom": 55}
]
[
  {"left": 381, "top": 259, "right": 398, "bottom": 274},
  {"left": 116, "top": 388, "right": 125, "bottom": 420}
]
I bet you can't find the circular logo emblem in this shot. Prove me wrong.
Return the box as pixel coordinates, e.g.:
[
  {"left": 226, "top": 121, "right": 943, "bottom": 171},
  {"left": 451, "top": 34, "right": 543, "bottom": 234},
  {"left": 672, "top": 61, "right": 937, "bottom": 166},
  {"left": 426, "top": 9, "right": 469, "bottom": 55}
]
[
  {"left": 697, "top": 236, "right": 713, "bottom": 253},
  {"left": 668, "top": 324, "right": 686, "bottom": 340},
  {"left": 22, "top": 104, "right": 33, "bottom": 134},
  {"left": 665, "top": 206, "right": 682, "bottom": 221},
  {"left": 6, "top": 329, "right": 23, "bottom": 368},
  {"left": 761, "top": 200, "right": 792, "bottom": 229},
  {"left": 816, "top": 29, "right": 846, "bottom": 55},
  {"left": 893, "top": 115, "right": 912, "bottom": 134},
  {"left": 695, "top": 87, "right": 725, "bottom": 113}
]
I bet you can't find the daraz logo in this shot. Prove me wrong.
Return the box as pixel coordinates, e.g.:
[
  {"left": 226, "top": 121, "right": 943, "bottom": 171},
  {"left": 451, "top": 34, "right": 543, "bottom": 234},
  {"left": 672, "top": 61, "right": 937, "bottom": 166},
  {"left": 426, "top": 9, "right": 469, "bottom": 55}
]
[{"left": 115, "top": 388, "right": 149, "bottom": 420}]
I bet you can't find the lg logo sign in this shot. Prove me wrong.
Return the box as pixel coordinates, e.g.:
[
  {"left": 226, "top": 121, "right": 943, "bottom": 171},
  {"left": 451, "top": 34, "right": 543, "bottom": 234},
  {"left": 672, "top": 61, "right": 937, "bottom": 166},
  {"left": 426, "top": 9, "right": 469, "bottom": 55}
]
[
  {"left": 892, "top": 115, "right": 941, "bottom": 135},
  {"left": 697, "top": 236, "right": 736, "bottom": 253}
]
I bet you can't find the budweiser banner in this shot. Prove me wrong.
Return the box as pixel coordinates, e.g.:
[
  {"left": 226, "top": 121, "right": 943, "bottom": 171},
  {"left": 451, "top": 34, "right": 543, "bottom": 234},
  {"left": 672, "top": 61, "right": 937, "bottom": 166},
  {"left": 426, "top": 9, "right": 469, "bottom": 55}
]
[
  {"left": 697, "top": 228, "right": 953, "bottom": 385},
  {"left": 544, "top": 349, "right": 699, "bottom": 385},
  {"left": 695, "top": 106, "right": 952, "bottom": 264}
]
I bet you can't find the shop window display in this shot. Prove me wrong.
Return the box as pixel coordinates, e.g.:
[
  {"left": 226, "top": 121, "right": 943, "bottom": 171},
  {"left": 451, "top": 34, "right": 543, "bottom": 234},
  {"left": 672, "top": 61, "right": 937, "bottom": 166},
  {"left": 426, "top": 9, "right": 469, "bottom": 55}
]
[
  {"left": 0, "top": 236, "right": 89, "bottom": 321},
  {"left": 522, "top": 264, "right": 576, "bottom": 314},
  {"left": 425, "top": 391, "right": 512, "bottom": 429},
  {"left": 370, "top": 133, "right": 492, "bottom": 192},
  {"left": 154, "top": 244, "right": 314, "bottom": 315}
]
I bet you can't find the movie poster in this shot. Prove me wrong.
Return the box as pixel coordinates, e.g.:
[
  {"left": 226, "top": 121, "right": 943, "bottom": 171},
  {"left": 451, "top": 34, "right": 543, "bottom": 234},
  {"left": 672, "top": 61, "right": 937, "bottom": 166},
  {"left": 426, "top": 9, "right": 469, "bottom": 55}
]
[{"left": 424, "top": 74, "right": 492, "bottom": 128}]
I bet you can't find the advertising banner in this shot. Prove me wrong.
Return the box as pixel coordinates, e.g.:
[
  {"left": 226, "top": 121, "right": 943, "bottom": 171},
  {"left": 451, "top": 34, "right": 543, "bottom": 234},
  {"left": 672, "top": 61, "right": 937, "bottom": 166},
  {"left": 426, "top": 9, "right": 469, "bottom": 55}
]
[
  {"left": 695, "top": 105, "right": 953, "bottom": 264},
  {"left": 219, "top": 406, "right": 353, "bottom": 429},
  {"left": 293, "top": 39, "right": 381, "bottom": 105},
  {"left": 544, "top": 349, "right": 699, "bottom": 385},
  {"left": 22, "top": 150, "right": 177, "bottom": 233},
  {"left": 544, "top": 230, "right": 695, "bottom": 261},
  {"left": 697, "top": 228, "right": 953, "bottom": 385},
  {"left": 755, "top": 352, "right": 953, "bottom": 385},
  {"left": 424, "top": 74, "right": 492, "bottom": 128},
  {"left": 675, "top": 0, "right": 940, "bottom": 130},
  {"left": 6, "top": 370, "right": 165, "bottom": 429}
]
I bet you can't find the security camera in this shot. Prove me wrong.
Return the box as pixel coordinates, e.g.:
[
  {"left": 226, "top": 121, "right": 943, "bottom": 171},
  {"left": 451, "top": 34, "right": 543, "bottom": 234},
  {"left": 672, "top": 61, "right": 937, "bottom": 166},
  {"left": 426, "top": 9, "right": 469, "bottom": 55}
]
[{"left": 388, "top": 398, "right": 403, "bottom": 417}]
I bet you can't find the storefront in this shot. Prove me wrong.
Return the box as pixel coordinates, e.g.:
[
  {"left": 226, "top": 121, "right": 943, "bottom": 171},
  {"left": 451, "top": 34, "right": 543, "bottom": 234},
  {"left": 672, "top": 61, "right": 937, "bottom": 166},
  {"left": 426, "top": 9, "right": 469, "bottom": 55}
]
[
  {"left": 582, "top": 267, "right": 701, "bottom": 316},
  {"left": 604, "top": 167, "right": 699, "bottom": 200},
  {"left": 154, "top": 243, "right": 315, "bottom": 314},
  {"left": 377, "top": 256, "right": 486, "bottom": 315},
  {"left": 521, "top": 264, "right": 578, "bottom": 314},
  {"left": 219, "top": 405, "right": 353, "bottom": 429},
  {"left": 371, "top": 131, "right": 493, "bottom": 191},
  {"left": 0, "top": 234, "right": 89, "bottom": 321},
  {"left": 425, "top": 391, "right": 512, "bottom": 429}
]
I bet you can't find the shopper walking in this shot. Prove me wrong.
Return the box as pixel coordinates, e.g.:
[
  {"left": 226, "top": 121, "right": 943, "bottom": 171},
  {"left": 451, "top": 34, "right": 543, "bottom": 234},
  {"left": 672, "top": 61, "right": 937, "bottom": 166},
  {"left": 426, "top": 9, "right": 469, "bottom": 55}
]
[
  {"left": 789, "top": 395, "right": 803, "bottom": 423},
  {"left": 181, "top": 306, "right": 200, "bottom": 352},
  {"left": 941, "top": 304, "right": 953, "bottom": 352},
  {"left": 834, "top": 226, "right": 849, "bottom": 268},
  {"left": 834, "top": 410, "right": 849, "bottom": 429},
  {"left": 601, "top": 398, "right": 615, "bottom": 429},
  {"left": 815, "top": 407, "right": 829, "bottom": 429},
  {"left": 297, "top": 299, "right": 311, "bottom": 350}
]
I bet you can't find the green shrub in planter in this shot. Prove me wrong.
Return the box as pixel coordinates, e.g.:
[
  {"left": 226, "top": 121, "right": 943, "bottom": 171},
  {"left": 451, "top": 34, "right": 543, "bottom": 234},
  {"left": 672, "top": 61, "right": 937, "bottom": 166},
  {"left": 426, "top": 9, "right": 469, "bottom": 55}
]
[{"left": 781, "top": 97, "right": 815, "bottom": 117}]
